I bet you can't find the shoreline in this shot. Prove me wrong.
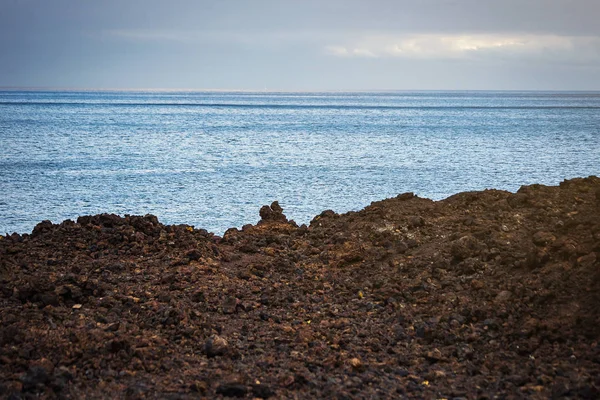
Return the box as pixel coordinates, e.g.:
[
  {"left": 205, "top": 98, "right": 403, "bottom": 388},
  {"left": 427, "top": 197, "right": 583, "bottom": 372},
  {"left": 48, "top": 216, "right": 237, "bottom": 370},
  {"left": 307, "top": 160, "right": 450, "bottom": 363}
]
[{"left": 1, "top": 176, "right": 599, "bottom": 398}]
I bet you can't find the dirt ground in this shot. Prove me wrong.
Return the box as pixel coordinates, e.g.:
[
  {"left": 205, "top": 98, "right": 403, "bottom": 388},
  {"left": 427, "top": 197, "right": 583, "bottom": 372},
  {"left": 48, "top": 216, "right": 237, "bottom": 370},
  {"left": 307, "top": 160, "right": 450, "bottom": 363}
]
[{"left": 1, "top": 176, "right": 599, "bottom": 399}]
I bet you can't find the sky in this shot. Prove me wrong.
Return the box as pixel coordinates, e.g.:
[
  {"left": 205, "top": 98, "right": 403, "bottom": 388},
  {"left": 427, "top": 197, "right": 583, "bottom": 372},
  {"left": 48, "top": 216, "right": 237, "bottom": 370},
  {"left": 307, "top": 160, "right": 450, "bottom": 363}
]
[{"left": 1, "top": 0, "right": 599, "bottom": 91}]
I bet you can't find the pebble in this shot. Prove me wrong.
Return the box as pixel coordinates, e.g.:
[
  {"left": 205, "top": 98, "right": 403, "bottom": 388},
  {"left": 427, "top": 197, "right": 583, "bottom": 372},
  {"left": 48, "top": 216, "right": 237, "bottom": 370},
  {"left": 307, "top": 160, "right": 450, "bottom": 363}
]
[
  {"left": 186, "top": 248, "right": 203, "bottom": 261},
  {"left": 349, "top": 357, "right": 365, "bottom": 371},
  {"left": 204, "top": 335, "right": 229, "bottom": 357},
  {"left": 532, "top": 231, "right": 556, "bottom": 246},
  {"left": 222, "top": 296, "right": 240, "bottom": 314},
  {"left": 494, "top": 290, "right": 512, "bottom": 303},
  {"left": 252, "top": 383, "right": 275, "bottom": 398},
  {"left": 20, "top": 365, "right": 50, "bottom": 390},
  {"left": 425, "top": 349, "right": 444, "bottom": 362},
  {"left": 216, "top": 382, "right": 248, "bottom": 397},
  {"left": 190, "top": 380, "right": 207, "bottom": 393},
  {"left": 408, "top": 216, "right": 425, "bottom": 228},
  {"left": 470, "top": 280, "right": 485, "bottom": 290},
  {"left": 577, "top": 252, "right": 596, "bottom": 267}
]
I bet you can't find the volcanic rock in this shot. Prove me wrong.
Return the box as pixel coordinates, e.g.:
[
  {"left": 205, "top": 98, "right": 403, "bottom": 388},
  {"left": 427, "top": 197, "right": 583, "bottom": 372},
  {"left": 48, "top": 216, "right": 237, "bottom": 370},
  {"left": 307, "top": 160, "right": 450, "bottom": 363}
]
[{"left": 0, "top": 177, "right": 599, "bottom": 398}]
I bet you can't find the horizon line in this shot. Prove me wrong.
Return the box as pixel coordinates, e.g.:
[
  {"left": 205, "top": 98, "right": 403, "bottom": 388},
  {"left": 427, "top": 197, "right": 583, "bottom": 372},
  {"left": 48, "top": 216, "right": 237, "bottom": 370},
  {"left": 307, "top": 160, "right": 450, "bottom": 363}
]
[{"left": 1, "top": 86, "right": 600, "bottom": 93}]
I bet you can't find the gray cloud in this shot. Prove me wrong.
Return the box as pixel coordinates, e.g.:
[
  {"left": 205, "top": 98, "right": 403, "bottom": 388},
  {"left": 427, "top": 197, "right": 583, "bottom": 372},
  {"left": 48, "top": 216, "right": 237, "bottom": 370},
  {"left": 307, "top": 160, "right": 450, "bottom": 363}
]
[
  {"left": 1, "top": 0, "right": 599, "bottom": 90},
  {"left": 325, "top": 34, "right": 600, "bottom": 65}
]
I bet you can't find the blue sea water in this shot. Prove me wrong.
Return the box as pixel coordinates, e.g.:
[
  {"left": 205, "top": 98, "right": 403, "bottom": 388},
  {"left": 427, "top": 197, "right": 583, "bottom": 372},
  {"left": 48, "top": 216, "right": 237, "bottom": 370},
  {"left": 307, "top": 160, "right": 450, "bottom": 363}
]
[{"left": 1, "top": 90, "right": 599, "bottom": 235}]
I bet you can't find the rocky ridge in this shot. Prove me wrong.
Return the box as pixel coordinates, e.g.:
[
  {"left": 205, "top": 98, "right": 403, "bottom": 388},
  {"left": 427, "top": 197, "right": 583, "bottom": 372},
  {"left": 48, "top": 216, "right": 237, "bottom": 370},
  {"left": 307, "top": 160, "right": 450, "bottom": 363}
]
[{"left": 1, "top": 177, "right": 599, "bottom": 399}]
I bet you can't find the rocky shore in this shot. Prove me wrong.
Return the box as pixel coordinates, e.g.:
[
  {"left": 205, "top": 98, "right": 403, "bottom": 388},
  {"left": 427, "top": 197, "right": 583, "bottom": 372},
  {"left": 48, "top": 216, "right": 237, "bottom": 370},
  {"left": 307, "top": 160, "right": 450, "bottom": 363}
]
[{"left": 1, "top": 177, "right": 599, "bottom": 399}]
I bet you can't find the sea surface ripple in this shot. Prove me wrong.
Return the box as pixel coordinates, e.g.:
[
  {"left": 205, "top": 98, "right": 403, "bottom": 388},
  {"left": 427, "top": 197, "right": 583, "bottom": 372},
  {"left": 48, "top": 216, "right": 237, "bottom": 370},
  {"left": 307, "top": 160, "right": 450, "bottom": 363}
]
[{"left": 1, "top": 90, "right": 599, "bottom": 234}]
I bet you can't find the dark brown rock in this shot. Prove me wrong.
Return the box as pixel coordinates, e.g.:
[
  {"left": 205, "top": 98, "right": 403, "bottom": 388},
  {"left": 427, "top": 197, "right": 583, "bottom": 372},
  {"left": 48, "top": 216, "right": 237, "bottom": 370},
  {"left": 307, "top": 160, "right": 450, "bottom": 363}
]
[
  {"left": 204, "top": 335, "right": 229, "bottom": 357},
  {"left": 216, "top": 383, "right": 247, "bottom": 397},
  {"left": 532, "top": 231, "right": 556, "bottom": 246},
  {"left": 259, "top": 201, "right": 288, "bottom": 223},
  {"left": 252, "top": 384, "right": 275, "bottom": 398},
  {"left": 1, "top": 177, "right": 599, "bottom": 399}
]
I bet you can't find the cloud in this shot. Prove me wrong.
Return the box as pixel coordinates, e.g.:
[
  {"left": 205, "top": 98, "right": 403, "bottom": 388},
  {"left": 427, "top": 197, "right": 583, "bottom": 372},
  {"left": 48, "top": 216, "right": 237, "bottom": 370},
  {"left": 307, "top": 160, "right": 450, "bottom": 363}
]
[
  {"left": 325, "top": 34, "right": 600, "bottom": 64},
  {"left": 351, "top": 48, "right": 377, "bottom": 58},
  {"left": 326, "top": 46, "right": 377, "bottom": 57}
]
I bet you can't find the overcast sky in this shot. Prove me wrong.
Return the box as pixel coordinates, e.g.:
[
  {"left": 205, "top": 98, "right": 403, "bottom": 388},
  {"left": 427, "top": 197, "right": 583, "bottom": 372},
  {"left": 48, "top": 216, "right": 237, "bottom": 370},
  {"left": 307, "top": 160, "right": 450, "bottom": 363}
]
[{"left": 1, "top": 0, "right": 599, "bottom": 90}]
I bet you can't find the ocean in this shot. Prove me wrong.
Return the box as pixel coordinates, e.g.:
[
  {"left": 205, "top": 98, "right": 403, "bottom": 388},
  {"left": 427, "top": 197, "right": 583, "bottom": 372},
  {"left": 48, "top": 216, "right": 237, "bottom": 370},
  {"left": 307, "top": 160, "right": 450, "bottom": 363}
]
[{"left": 1, "top": 90, "right": 599, "bottom": 235}]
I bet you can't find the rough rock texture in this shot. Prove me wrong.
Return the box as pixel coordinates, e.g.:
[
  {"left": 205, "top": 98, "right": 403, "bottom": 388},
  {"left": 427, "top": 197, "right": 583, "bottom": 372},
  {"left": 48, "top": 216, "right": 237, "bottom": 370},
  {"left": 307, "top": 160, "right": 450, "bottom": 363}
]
[{"left": 1, "top": 177, "right": 599, "bottom": 399}]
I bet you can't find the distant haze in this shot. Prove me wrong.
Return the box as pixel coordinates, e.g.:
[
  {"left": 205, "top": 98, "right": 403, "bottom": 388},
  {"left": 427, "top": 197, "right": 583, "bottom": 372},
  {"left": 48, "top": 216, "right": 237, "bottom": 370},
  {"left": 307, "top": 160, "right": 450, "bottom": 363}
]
[{"left": 1, "top": 0, "right": 599, "bottom": 90}]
